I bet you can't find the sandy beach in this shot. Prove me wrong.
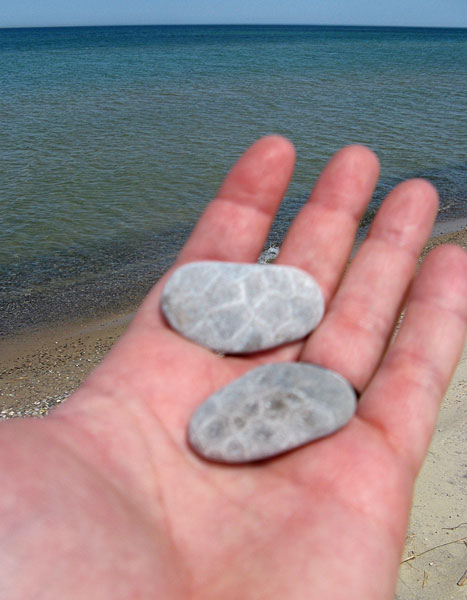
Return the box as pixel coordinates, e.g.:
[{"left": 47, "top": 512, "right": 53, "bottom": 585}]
[
  {"left": 1, "top": 226, "right": 466, "bottom": 599},
  {"left": 396, "top": 340, "right": 467, "bottom": 599}
]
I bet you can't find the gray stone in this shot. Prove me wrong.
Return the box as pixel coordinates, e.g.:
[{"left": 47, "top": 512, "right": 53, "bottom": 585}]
[
  {"left": 161, "top": 261, "right": 324, "bottom": 354},
  {"left": 188, "top": 362, "right": 357, "bottom": 463}
]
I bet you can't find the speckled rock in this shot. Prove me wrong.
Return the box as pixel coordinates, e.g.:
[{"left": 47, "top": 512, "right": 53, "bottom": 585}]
[
  {"left": 161, "top": 261, "right": 324, "bottom": 354},
  {"left": 188, "top": 362, "right": 357, "bottom": 463}
]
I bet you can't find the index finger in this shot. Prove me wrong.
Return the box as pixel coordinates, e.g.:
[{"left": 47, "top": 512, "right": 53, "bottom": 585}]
[{"left": 177, "top": 135, "right": 296, "bottom": 265}]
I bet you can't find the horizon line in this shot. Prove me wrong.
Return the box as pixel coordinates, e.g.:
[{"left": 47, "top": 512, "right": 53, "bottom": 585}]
[{"left": 1, "top": 23, "right": 466, "bottom": 31}]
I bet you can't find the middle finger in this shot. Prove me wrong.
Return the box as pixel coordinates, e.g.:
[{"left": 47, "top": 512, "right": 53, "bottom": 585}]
[{"left": 276, "top": 145, "right": 380, "bottom": 303}]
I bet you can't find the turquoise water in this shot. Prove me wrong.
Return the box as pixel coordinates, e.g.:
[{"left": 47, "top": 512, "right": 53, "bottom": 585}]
[{"left": 1, "top": 25, "right": 466, "bottom": 334}]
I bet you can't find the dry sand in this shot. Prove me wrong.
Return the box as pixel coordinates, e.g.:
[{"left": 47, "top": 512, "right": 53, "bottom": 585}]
[
  {"left": 0, "top": 312, "right": 132, "bottom": 418},
  {"left": 396, "top": 341, "right": 467, "bottom": 600},
  {"left": 1, "top": 227, "right": 466, "bottom": 599}
]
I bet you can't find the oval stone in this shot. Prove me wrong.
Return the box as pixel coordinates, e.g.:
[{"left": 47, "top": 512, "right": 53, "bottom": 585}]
[
  {"left": 161, "top": 261, "right": 324, "bottom": 354},
  {"left": 188, "top": 362, "right": 357, "bottom": 463}
]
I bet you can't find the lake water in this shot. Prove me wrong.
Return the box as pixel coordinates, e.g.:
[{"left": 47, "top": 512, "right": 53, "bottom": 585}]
[{"left": 1, "top": 25, "right": 466, "bottom": 335}]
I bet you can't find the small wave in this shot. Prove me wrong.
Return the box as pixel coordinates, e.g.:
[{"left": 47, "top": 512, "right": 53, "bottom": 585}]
[{"left": 258, "top": 246, "right": 280, "bottom": 264}]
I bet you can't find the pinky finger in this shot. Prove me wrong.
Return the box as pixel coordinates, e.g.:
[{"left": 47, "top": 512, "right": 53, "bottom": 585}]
[{"left": 357, "top": 244, "right": 467, "bottom": 475}]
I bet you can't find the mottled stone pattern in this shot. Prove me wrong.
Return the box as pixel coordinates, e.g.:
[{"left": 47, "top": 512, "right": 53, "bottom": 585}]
[
  {"left": 161, "top": 261, "right": 324, "bottom": 353},
  {"left": 188, "top": 363, "right": 357, "bottom": 463}
]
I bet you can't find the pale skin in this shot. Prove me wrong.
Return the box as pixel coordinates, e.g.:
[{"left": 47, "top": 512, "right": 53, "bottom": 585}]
[{"left": 1, "top": 137, "right": 466, "bottom": 600}]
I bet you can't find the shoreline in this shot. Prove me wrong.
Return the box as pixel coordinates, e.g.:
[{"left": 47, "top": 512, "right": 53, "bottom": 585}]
[
  {"left": 2, "top": 217, "right": 467, "bottom": 342},
  {"left": 1, "top": 224, "right": 466, "bottom": 419}
]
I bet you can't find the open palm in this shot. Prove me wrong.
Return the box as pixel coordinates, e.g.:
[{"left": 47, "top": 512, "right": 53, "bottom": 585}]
[{"left": 1, "top": 137, "right": 466, "bottom": 600}]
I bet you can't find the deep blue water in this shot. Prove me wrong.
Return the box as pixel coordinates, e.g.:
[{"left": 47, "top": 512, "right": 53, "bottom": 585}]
[{"left": 1, "top": 25, "right": 466, "bottom": 335}]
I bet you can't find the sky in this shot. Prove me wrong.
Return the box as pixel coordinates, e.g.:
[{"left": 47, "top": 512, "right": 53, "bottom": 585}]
[{"left": 0, "top": 0, "right": 466, "bottom": 29}]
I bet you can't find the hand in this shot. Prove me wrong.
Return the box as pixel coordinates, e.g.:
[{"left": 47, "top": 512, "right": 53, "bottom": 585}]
[{"left": 1, "top": 137, "right": 466, "bottom": 600}]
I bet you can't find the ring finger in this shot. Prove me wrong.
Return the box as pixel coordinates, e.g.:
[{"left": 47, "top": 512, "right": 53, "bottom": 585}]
[{"left": 300, "top": 178, "right": 439, "bottom": 392}]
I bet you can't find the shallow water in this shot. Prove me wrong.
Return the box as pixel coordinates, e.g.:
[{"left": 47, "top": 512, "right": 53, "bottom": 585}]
[{"left": 1, "top": 25, "right": 466, "bottom": 335}]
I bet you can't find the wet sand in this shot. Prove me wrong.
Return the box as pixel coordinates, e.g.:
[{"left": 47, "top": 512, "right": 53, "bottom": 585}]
[{"left": 0, "top": 227, "right": 466, "bottom": 599}]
